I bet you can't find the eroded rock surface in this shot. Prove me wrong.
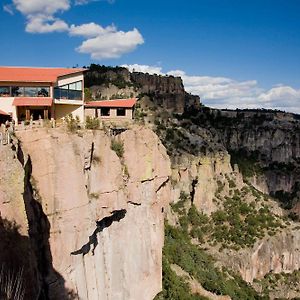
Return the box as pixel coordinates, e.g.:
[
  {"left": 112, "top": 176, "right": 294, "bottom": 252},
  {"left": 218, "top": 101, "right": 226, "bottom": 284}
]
[{"left": 14, "top": 126, "right": 171, "bottom": 300}]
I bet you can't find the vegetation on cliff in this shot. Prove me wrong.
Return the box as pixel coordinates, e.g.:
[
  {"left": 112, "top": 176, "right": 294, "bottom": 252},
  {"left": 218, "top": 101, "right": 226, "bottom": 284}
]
[
  {"left": 155, "top": 223, "right": 265, "bottom": 300},
  {"left": 172, "top": 184, "right": 284, "bottom": 251}
]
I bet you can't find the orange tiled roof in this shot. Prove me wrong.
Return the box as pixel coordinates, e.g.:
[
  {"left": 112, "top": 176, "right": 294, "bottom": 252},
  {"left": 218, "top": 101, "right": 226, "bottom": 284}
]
[
  {"left": 12, "top": 97, "right": 53, "bottom": 107},
  {"left": 0, "top": 109, "right": 9, "bottom": 116},
  {"left": 85, "top": 98, "right": 137, "bottom": 108},
  {"left": 0, "top": 67, "right": 85, "bottom": 83}
]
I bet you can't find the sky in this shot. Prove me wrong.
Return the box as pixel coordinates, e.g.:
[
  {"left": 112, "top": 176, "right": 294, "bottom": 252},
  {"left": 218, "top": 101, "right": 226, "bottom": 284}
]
[{"left": 1, "top": 0, "right": 300, "bottom": 112}]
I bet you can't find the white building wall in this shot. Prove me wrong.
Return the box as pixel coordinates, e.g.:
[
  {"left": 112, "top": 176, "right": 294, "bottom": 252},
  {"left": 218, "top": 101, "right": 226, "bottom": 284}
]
[
  {"left": 54, "top": 72, "right": 85, "bottom": 121},
  {"left": 57, "top": 73, "right": 84, "bottom": 87},
  {"left": 55, "top": 104, "right": 84, "bottom": 122},
  {"left": 0, "top": 97, "right": 17, "bottom": 121}
]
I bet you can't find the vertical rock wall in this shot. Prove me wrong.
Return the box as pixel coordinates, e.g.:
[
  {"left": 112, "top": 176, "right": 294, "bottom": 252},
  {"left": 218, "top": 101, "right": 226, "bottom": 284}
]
[{"left": 16, "top": 126, "right": 171, "bottom": 300}]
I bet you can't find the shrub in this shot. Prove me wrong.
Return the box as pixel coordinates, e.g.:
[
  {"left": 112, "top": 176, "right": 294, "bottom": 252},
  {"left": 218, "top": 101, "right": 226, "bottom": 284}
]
[
  {"left": 65, "top": 114, "right": 80, "bottom": 132},
  {"left": 179, "top": 191, "right": 190, "bottom": 202},
  {"left": 163, "top": 224, "right": 262, "bottom": 300},
  {"left": 85, "top": 116, "right": 100, "bottom": 129},
  {"left": 228, "top": 179, "right": 236, "bottom": 188},
  {"left": 111, "top": 139, "right": 124, "bottom": 158}
]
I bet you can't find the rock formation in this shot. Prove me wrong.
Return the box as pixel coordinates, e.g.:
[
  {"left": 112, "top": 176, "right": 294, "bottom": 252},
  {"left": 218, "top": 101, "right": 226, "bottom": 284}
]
[
  {"left": 84, "top": 64, "right": 200, "bottom": 113},
  {"left": 0, "top": 126, "right": 171, "bottom": 299}
]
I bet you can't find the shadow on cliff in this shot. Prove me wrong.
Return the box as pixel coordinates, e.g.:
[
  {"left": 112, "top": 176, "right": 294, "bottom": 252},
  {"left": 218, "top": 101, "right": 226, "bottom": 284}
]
[
  {"left": 71, "top": 209, "right": 127, "bottom": 256},
  {"left": 0, "top": 217, "right": 34, "bottom": 299},
  {"left": 22, "top": 156, "right": 79, "bottom": 300}
]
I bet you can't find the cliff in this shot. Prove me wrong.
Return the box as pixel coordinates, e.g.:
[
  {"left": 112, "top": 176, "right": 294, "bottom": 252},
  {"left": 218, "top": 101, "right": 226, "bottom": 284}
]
[
  {"left": 2, "top": 67, "right": 300, "bottom": 299},
  {"left": 84, "top": 64, "right": 200, "bottom": 113},
  {"left": 0, "top": 126, "right": 171, "bottom": 299},
  {"left": 144, "top": 100, "right": 300, "bottom": 298}
]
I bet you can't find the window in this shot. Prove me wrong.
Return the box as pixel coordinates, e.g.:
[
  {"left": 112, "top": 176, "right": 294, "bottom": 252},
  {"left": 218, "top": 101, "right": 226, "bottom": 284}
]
[
  {"left": 24, "top": 87, "right": 37, "bottom": 97},
  {"left": 0, "top": 87, "right": 10, "bottom": 96},
  {"left": 54, "top": 80, "right": 82, "bottom": 100},
  {"left": 37, "top": 87, "right": 50, "bottom": 97},
  {"left": 101, "top": 108, "right": 110, "bottom": 116},
  {"left": 11, "top": 86, "right": 24, "bottom": 97},
  {"left": 10, "top": 86, "right": 50, "bottom": 97},
  {"left": 116, "top": 108, "right": 126, "bottom": 116}
]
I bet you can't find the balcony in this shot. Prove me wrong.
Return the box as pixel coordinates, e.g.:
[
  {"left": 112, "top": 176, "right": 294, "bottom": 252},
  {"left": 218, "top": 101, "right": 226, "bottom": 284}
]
[{"left": 54, "top": 87, "right": 83, "bottom": 105}]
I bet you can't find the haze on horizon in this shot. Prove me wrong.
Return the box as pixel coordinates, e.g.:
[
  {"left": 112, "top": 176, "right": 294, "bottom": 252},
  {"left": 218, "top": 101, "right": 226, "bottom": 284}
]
[{"left": 0, "top": 0, "right": 300, "bottom": 112}]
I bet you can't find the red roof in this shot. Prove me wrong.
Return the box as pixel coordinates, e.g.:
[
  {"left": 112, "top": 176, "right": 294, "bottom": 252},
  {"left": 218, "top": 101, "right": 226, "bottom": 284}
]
[
  {"left": 0, "top": 109, "right": 9, "bottom": 116},
  {"left": 85, "top": 98, "right": 137, "bottom": 108},
  {"left": 0, "top": 67, "right": 85, "bottom": 83},
  {"left": 12, "top": 97, "right": 53, "bottom": 107}
]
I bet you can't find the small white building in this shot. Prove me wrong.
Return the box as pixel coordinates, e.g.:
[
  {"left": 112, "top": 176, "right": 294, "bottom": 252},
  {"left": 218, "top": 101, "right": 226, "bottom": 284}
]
[{"left": 0, "top": 66, "right": 86, "bottom": 123}]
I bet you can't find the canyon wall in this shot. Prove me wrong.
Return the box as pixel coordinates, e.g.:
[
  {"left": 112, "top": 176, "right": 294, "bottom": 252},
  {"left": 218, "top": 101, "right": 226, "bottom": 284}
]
[
  {"left": 0, "top": 126, "right": 171, "bottom": 300},
  {"left": 169, "top": 150, "right": 300, "bottom": 284},
  {"left": 85, "top": 65, "right": 200, "bottom": 113},
  {"left": 218, "top": 228, "right": 300, "bottom": 283}
]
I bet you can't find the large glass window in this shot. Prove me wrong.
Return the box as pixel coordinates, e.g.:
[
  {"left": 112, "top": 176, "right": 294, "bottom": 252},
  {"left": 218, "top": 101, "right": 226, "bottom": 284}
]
[
  {"left": 24, "top": 87, "right": 37, "bottom": 97},
  {"left": 12, "top": 86, "right": 24, "bottom": 97},
  {"left": 10, "top": 86, "right": 50, "bottom": 97},
  {"left": 54, "top": 80, "right": 83, "bottom": 100},
  {"left": 37, "top": 87, "right": 50, "bottom": 97},
  {"left": 0, "top": 87, "right": 10, "bottom": 96}
]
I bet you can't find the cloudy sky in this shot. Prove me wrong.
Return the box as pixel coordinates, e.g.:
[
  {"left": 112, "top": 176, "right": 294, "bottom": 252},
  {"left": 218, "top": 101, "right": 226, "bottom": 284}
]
[{"left": 1, "top": 0, "right": 300, "bottom": 112}]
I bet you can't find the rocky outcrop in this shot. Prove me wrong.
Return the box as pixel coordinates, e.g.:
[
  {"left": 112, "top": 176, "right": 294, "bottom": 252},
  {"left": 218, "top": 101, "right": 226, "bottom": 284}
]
[
  {"left": 0, "top": 145, "right": 27, "bottom": 234},
  {"left": 0, "top": 145, "right": 40, "bottom": 299},
  {"left": 84, "top": 65, "right": 200, "bottom": 113},
  {"left": 169, "top": 150, "right": 300, "bottom": 284},
  {"left": 217, "top": 110, "right": 300, "bottom": 196},
  {"left": 217, "top": 228, "right": 300, "bottom": 283},
  {"left": 0, "top": 126, "right": 171, "bottom": 300},
  {"left": 170, "top": 152, "right": 238, "bottom": 215}
]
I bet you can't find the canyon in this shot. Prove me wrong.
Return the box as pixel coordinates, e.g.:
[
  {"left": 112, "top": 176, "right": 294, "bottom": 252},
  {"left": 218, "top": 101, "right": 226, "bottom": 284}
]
[{"left": 1, "top": 66, "right": 300, "bottom": 299}]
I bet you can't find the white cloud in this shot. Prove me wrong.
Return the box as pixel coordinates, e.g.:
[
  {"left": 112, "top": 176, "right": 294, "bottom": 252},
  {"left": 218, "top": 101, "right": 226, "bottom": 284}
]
[
  {"left": 69, "top": 22, "right": 116, "bottom": 38},
  {"left": 122, "top": 64, "right": 163, "bottom": 75},
  {"left": 26, "top": 15, "right": 69, "bottom": 33},
  {"left": 7, "top": 0, "right": 144, "bottom": 58},
  {"left": 123, "top": 64, "right": 300, "bottom": 114},
  {"left": 76, "top": 28, "right": 144, "bottom": 59},
  {"left": 6, "top": 0, "right": 144, "bottom": 58},
  {"left": 12, "top": 0, "right": 70, "bottom": 15},
  {"left": 11, "top": 0, "right": 70, "bottom": 33}
]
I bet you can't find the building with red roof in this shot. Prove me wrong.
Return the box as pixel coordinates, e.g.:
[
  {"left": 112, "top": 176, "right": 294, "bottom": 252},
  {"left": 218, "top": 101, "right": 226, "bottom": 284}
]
[
  {"left": 0, "top": 66, "right": 85, "bottom": 123},
  {"left": 85, "top": 98, "right": 137, "bottom": 121}
]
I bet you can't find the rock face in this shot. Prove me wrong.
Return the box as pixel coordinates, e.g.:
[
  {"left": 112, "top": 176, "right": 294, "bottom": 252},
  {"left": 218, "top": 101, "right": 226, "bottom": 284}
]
[
  {"left": 84, "top": 65, "right": 200, "bottom": 113},
  {"left": 0, "top": 145, "right": 27, "bottom": 234},
  {"left": 217, "top": 110, "right": 300, "bottom": 196},
  {"left": 171, "top": 152, "right": 234, "bottom": 215},
  {"left": 1, "top": 126, "right": 171, "bottom": 300},
  {"left": 0, "top": 145, "right": 40, "bottom": 299},
  {"left": 217, "top": 228, "right": 300, "bottom": 283},
  {"left": 169, "top": 148, "right": 300, "bottom": 284}
]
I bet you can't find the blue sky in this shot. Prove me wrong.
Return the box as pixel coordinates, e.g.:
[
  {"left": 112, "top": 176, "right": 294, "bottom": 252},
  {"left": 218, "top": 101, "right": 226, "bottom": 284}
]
[{"left": 1, "top": 0, "right": 300, "bottom": 112}]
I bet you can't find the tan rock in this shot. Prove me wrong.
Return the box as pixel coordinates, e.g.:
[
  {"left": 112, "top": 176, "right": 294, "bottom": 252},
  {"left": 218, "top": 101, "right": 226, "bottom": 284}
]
[{"left": 16, "top": 126, "right": 171, "bottom": 300}]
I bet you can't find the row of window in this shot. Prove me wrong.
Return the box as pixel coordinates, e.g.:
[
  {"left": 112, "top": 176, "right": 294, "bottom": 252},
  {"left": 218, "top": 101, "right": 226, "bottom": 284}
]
[
  {"left": 98, "top": 108, "right": 126, "bottom": 117},
  {"left": 54, "top": 88, "right": 82, "bottom": 101},
  {"left": 0, "top": 81, "right": 83, "bottom": 100},
  {"left": 53, "top": 81, "right": 83, "bottom": 101},
  {"left": 0, "top": 86, "right": 50, "bottom": 97},
  {"left": 59, "top": 81, "right": 82, "bottom": 91}
]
